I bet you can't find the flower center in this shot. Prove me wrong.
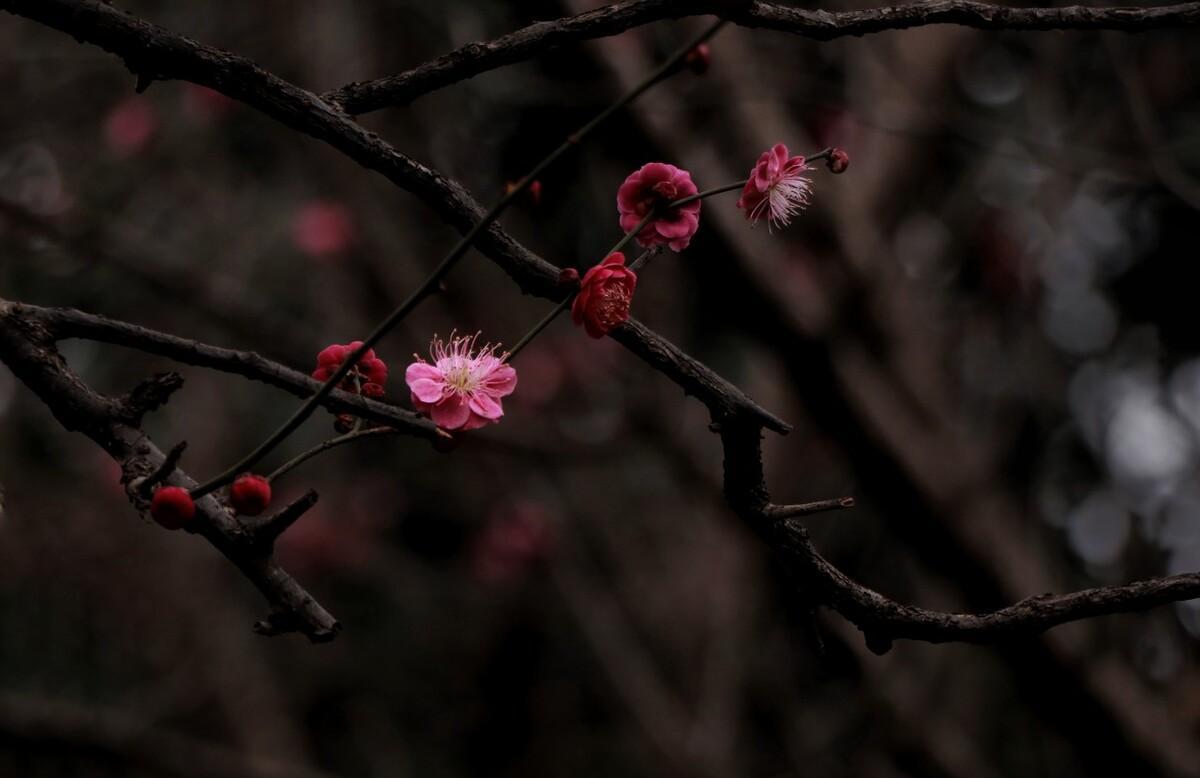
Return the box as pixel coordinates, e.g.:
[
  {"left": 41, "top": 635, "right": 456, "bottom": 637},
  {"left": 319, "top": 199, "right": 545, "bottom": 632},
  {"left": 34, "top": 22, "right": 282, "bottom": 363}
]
[
  {"left": 594, "top": 284, "right": 633, "bottom": 329},
  {"left": 444, "top": 359, "right": 478, "bottom": 393}
]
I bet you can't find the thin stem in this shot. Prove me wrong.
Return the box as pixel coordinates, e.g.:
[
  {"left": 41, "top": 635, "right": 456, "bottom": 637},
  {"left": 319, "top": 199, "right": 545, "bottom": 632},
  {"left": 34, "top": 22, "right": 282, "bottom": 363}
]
[
  {"left": 190, "top": 21, "right": 726, "bottom": 498},
  {"left": 670, "top": 180, "right": 747, "bottom": 210},
  {"left": 266, "top": 427, "right": 399, "bottom": 484}
]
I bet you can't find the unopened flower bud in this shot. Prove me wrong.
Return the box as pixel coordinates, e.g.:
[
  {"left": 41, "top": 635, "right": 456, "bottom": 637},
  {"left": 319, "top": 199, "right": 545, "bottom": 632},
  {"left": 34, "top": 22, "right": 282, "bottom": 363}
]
[
  {"left": 150, "top": 486, "right": 195, "bottom": 530},
  {"left": 558, "top": 267, "right": 580, "bottom": 287},
  {"left": 229, "top": 473, "right": 272, "bottom": 516},
  {"left": 684, "top": 43, "right": 711, "bottom": 75},
  {"left": 826, "top": 148, "right": 850, "bottom": 174}
]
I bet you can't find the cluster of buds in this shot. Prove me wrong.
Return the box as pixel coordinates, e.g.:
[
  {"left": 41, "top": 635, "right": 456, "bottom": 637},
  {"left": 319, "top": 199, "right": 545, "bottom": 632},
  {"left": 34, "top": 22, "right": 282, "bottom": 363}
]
[
  {"left": 312, "top": 341, "right": 388, "bottom": 397},
  {"left": 148, "top": 471, "right": 272, "bottom": 530}
]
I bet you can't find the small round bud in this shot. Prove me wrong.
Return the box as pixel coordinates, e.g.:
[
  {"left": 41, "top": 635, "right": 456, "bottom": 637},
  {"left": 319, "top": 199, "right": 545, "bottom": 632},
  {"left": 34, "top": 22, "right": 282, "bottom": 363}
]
[
  {"left": 826, "top": 148, "right": 850, "bottom": 174},
  {"left": 229, "top": 473, "right": 272, "bottom": 516},
  {"left": 528, "top": 180, "right": 543, "bottom": 206},
  {"left": 150, "top": 486, "right": 195, "bottom": 530},
  {"left": 684, "top": 43, "right": 711, "bottom": 75},
  {"left": 334, "top": 414, "right": 356, "bottom": 434},
  {"left": 558, "top": 267, "right": 580, "bottom": 287},
  {"left": 361, "top": 382, "right": 385, "bottom": 399}
]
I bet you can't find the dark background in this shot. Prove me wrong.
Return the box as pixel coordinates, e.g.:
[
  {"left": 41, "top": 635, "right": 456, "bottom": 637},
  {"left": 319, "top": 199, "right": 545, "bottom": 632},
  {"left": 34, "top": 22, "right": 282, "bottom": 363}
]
[{"left": 2, "top": 1, "right": 1200, "bottom": 776}]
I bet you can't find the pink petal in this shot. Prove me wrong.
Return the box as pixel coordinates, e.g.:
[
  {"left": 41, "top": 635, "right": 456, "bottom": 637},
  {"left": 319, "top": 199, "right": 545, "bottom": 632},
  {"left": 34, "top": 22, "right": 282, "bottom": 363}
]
[
  {"left": 469, "top": 392, "right": 504, "bottom": 419},
  {"left": 408, "top": 377, "right": 446, "bottom": 404},
  {"left": 484, "top": 365, "right": 518, "bottom": 396},
  {"left": 619, "top": 211, "right": 645, "bottom": 234},
  {"left": 637, "top": 162, "right": 674, "bottom": 184},
  {"left": 655, "top": 217, "right": 695, "bottom": 239},
  {"left": 406, "top": 361, "right": 442, "bottom": 385},
  {"left": 431, "top": 394, "right": 471, "bottom": 430},
  {"left": 461, "top": 412, "right": 493, "bottom": 431}
]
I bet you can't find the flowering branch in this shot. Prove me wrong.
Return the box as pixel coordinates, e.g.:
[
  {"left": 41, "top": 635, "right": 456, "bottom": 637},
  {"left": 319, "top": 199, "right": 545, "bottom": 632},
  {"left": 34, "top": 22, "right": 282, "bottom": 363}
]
[
  {"left": 322, "top": 0, "right": 1200, "bottom": 114},
  {"left": 11, "top": 302, "right": 439, "bottom": 439},
  {"left": 0, "top": 299, "right": 339, "bottom": 641},
  {"left": 6, "top": 0, "right": 1200, "bottom": 652},
  {"left": 184, "top": 18, "right": 726, "bottom": 498}
]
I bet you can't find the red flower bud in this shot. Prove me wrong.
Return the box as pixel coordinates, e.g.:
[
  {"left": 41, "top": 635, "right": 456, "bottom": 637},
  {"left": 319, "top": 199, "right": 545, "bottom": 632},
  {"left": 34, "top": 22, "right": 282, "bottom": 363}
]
[
  {"left": 827, "top": 148, "right": 850, "bottom": 174},
  {"left": 684, "top": 43, "right": 711, "bottom": 75},
  {"left": 334, "top": 414, "right": 356, "bottom": 434},
  {"left": 528, "top": 180, "right": 543, "bottom": 206},
  {"left": 558, "top": 267, "right": 580, "bottom": 287},
  {"left": 150, "top": 486, "right": 195, "bottom": 530},
  {"left": 230, "top": 473, "right": 272, "bottom": 516},
  {"left": 570, "top": 252, "right": 637, "bottom": 338},
  {"left": 361, "top": 382, "right": 385, "bottom": 399}
]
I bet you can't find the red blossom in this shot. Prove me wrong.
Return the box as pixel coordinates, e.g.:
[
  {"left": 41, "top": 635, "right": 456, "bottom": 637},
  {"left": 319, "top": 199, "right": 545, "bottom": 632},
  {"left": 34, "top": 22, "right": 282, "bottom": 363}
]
[
  {"left": 684, "top": 43, "right": 711, "bottom": 74},
  {"left": 736, "top": 143, "right": 812, "bottom": 230},
  {"left": 827, "top": 148, "right": 850, "bottom": 174},
  {"left": 312, "top": 341, "right": 389, "bottom": 393},
  {"left": 291, "top": 200, "right": 355, "bottom": 259},
  {"left": 104, "top": 96, "right": 158, "bottom": 157},
  {"left": 616, "top": 163, "right": 701, "bottom": 251},
  {"left": 571, "top": 252, "right": 637, "bottom": 338}
]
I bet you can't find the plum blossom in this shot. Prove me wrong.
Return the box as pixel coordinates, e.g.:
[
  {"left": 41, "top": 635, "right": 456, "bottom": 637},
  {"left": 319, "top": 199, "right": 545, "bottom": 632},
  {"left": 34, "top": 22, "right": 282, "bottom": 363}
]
[
  {"left": 571, "top": 252, "right": 637, "bottom": 338},
  {"left": 312, "top": 341, "right": 388, "bottom": 396},
  {"left": 616, "top": 162, "right": 701, "bottom": 251},
  {"left": 406, "top": 333, "right": 517, "bottom": 431},
  {"left": 736, "top": 143, "right": 812, "bottom": 230}
]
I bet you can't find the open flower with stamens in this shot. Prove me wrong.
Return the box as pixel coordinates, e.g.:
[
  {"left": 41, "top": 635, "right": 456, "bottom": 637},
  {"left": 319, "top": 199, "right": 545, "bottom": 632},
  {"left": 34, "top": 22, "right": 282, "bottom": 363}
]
[
  {"left": 405, "top": 333, "right": 517, "bottom": 431},
  {"left": 736, "top": 143, "right": 813, "bottom": 230},
  {"left": 571, "top": 252, "right": 637, "bottom": 338}
]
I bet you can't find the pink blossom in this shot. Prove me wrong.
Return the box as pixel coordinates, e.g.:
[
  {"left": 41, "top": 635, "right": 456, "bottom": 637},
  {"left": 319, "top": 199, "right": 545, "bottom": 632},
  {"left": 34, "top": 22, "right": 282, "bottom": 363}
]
[
  {"left": 736, "top": 143, "right": 812, "bottom": 230},
  {"left": 182, "top": 84, "right": 235, "bottom": 122},
  {"left": 104, "top": 96, "right": 158, "bottom": 157},
  {"left": 292, "top": 200, "right": 355, "bottom": 259},
  {"left": 406, "top": 333, "right": 517, "bottom": 431},
  {"left": 616, "top": 162, "right": 701, "bottom": 251},
  {"left": 470, "top": 500, "right": 553, "bottom": 584}
]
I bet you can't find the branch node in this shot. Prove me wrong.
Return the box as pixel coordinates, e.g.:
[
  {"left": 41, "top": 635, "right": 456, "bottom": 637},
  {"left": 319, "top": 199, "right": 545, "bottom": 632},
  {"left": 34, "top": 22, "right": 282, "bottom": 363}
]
[
  {"left": 250, "top": 489, "right": 319, "bottom": 548},
  {"left": 765, "top": 497, "right": 856, "bottom": 520},
  {"left": 254, "top": 607, "right": 342, "bottom": 643},
  {"left": 120, "top": 371, "right": 184, "bottom": 423},
  {"left": 132, "top": 440, "right": 188, "bottom": 497}
]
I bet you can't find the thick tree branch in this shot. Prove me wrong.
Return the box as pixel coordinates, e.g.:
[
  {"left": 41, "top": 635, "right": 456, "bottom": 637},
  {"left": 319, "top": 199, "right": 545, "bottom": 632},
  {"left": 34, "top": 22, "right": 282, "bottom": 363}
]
[
  {"left": 0, "top": 300, "right": 340, "bottom": 642},
  {"left": 777, "top": 520, "right": 1200, "bottom": 652},
  {"left": 13, "top": 302, "right": 440, "bottom": 439},
  {"left": 323, "top": 0, "right": 1200, "bottom": 113},
  {"left": 716, "top": 417, "right": 1200, "bottom": 653}
]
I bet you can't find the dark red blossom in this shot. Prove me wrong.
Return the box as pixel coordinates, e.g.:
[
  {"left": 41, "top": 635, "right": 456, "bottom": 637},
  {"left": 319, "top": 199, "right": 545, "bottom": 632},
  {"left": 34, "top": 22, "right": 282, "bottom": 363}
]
[
  {"left": 616, "top": 163, "right": 701, "bottom": 251},
  {"left": 571, "top": 252, "right": 637, "bottom": 338},
  {"left": 312, "top": 341, "right": 388, "bottom": 396}
]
